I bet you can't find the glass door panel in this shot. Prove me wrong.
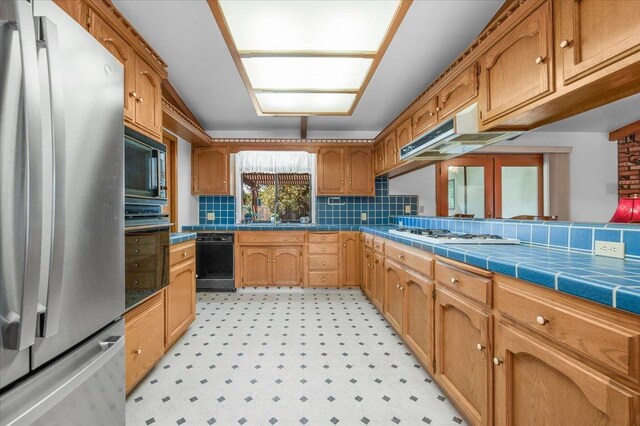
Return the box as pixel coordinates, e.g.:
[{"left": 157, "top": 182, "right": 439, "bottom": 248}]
[
  {"left": 447, "top": 166, "right": 486, "bottom": 217},
  {"left": 500, "top": 166, "right": 539, "bottom": 218}
]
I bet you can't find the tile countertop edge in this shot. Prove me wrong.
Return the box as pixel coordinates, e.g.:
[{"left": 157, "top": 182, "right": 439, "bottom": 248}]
[
  {"left": 170, "top": 232, "right": 197, "bottom": 245},
  {"left": 359, "top": 226, "right": 640, "bottom": 317}
]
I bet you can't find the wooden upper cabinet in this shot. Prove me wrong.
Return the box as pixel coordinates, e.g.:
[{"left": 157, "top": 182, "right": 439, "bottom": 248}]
[
  {"left": 133, "top": 56, "right": 162, "bottom": 138},
  {"left": 412, "top": 95, "right": 438, "bottom": 138},
  {"left": 437, "top": 64, "right": 478, "bottom": 120},
  {"left": 557, "top": 0, "right": 640, "bottom": 86},
  {"left": 192, "top": 146, "right": 229, "bottom": 195},
  {"left": 345, "top": 147, "right": 374, "bottom": 195},
  {"left": 317, "top": 147, "right": 345, "bottom": 195},
  {"left": 435, "top": 286, "right": 492, "bottom": 425},
  {"left": 340, "top": 232, "right": 361, "bottom": 286},
  {"left": 494, "top": 321, "right": 640, "bottom": 426},
  {"left": 240, "top": 247, "right": 271, "bottom": 286},
  {"left": 90, "top": 12, "right": 135, "bottom": 122},
  {"left": 383, "top": 133, "right": 397, "bottom": 170},
  {"left": 374, "top": 142, "right": 385, "bottom": 175},
  {"left": 54, "top": 0, "right": 89, "bottom": 29},
  {"left": 480, "top": 1, "right": 553, "bottom": 124},
  {"left": 396, "top": 117, "right": 413, "bottom": 151}
]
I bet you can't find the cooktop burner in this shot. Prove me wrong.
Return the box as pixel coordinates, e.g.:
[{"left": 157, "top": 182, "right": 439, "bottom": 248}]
[{"left": 389, "top": 228, "right": 520, "bottom": 244}]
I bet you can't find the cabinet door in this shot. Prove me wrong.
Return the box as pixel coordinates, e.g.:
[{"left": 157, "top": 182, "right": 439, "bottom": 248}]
[
  {"left": 395, "top": 117, "right": 413, "bottom": 151},
  {"left": 412, "top": 95, "right": 438, "bottom": 138},
  {"left": 403, "top": 270, "right": 434, "bottom": 373},
  {"left": 240, "top": 247, "right": 271, "bottom": 286},
  {"left": 340, "top": 232, "right": 361, "bottom": 286},
  {"left": 372, "top": 253, "right": 385, "bottom": 312},
  {"left": 363, "top": 248, "right": 374, "bottom": 298},
  {"left": 558, "top": 0, "right": 640, "bottom": 85},
  {"left": 165, "top": 259, "right": 195, "bottom": 348},
  {"left": 54, "top": 0, "right": 89, "bottom": 29},
  {"left": 133, "top": 55, "right": 162, "bottom": 137},
  {"left": 192, "top": 146, "right": 229, "bottom": 195},
  {"left": 345, "top": 147, "right": 373, "bottom": 195},
  {"left": 90, "top": 12, "right": 135, "bottom": 122},
  {"left": 494, "top": 321, "right": 640, "bottom": 426},
  {"left": 272, "top": 247, "right": 302, "bottom": 286},
  {"left": 384, "top": 260, "right": 404, "bottom": 333},
  {"left": 437, "top": 64, "right": 478, "bottom": 120},
  {"left": 317, "top": 147, "right": 345, "bottom": 195},
  {"left": 480, "top": 1, "right": 553, "bottom": 123},
  {"left": 383, "top": 133, "right": 397, "bottom": 170},
  {"left": 435, "top": 286, "right": 492, "bottom": 425},
  {"left": 374, "top": 142, "right": 385, "bottom": 175}
]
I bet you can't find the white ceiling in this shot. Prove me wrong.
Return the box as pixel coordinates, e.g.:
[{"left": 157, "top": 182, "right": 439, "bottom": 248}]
[{"left": 112, "top": 0, "right": 503, "bottom": 137}]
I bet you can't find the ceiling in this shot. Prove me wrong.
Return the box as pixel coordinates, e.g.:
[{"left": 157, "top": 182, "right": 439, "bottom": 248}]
[{"left": 112, "top": 0, "right": 503, "bottom": 138}]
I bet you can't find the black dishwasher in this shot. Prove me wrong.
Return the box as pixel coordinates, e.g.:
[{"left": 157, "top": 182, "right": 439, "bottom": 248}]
[{"left": 195, "top": 233, "right": 235, "bottom": 291}]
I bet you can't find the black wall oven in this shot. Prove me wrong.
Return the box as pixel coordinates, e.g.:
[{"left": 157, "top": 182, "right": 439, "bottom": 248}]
[
  {"left": 125, "top": 127, "right": 166, "bottom": 205},
  {"left": 125, "top": 225, "right": 170, "bottom": 310}
]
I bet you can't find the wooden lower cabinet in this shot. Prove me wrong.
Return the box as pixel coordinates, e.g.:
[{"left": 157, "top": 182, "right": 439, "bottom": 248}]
[
  {"left": 363, "top": 247, "right": 374, "bottom": 298},
  {"left": 372, "top": 252, "right": 385, "bottom": 312},
  {"left": 340, "top": 232, "right": 361, "bottom": 286},
  {"left": 239, "top": 245, "right": 302, "bottom": 286},
  {"left": 403, "top": 269, "right": 434, "bottom": 373},
  {"left": 435, "top": 285, "right": 492, "bottom": 426},
  {"left": 384, "top": 259, "right": 404, "bottom": 333},
  {"left": 165, "top": 257, "right": 195, "bottom": 349},
  {"left": 240, "top": 247, "right": 271, "bottom": 286},
  {"left": 124, "top": 292, "right": 165, "bottom": 393},
  {"left": 494, "top": 321, "right": 640, "bottom": 425},
  {"left": 273, "top": 247, "right": 302, "bottom": 286}
]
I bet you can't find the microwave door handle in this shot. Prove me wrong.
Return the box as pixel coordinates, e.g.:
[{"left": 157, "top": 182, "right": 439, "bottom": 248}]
[
  {"left": 0, "top": 1, "right": 45, "bottom": 351},
  {"left": 38, "top": 16, "right": 66, "bottom": 338},
  {"left": 150, "top": 152, "right": 159, "bottom": 195}
]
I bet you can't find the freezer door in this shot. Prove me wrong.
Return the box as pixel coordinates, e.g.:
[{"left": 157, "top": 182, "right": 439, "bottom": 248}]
[
  {"left": 0, "top": 0, "right": 45, "bottom": 389},
  {"left": 0, "top": 319, "right": 125, "bottom": 426},
  {"left": 29, "top": 0, "right": 125, "bottom": 369}
]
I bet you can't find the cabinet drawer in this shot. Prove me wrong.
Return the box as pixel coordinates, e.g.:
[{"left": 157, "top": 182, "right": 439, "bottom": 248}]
[
  {"left": 495, "top": 277, "right": 640, "bottom": 383},
  {"left": 372, "top": 238, "right": 385, "bottom": 253},
  {"left": 386, "top": 242, "right": 434, "bottom": 279},
  {"left": 364, "top": 235, "right": 374, "bottom": 249},
  {"left": 126, "top": 243, "right": 158, "bottom": 257},
  {"left": 126, "top": 233, "right": 159, "bottom": 245},
  {"left": 170, "top": 241, "right": 195, "bottom": 267},
  {"left": 435, "top": 261, "right": 492, "bottom": 305},
  {"left": 308, "top": 255, "right": 339, "bottom": 271},
  {"left": 126, "top": 257, "right": 157, "bottom": 273},
  {"left": 309, "top": 233, "right": 339, "bottom": 243},
  {"left": 309, "top": 272, "right": 340, "bottom": 287},
  {"left": 237, "top": 231, "right": 305, "bottom": 244},
  {"left": 309, "top": 244, "right": 339, "bottom": 254},
  {"left": 124, "top": 292, "right": 165, "bottom": 392},
  {"left": 126, "top": 272, "right": 156, "bottom": 290}
]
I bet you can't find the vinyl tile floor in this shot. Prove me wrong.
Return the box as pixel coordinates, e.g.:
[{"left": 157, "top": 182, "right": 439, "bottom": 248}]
[{"left": 126, "top": 288, "right": 466, "bottom": 425}]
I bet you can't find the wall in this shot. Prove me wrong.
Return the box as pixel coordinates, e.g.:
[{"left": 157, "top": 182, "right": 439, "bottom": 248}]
[
  {"left": 618, "top": 132, "right": 640, "bottom": 198},
  {"left": 389, "top": 131, "right": 618, "bottom": 223},
  {"left": 388, "top": 165, "right": 437, "bottom": 215},
  {"left": 176, "top": 135, "right": 199, "bottom": 229},
  {"left": 197, "top": 177, "right": 418, "bottom": 225}
]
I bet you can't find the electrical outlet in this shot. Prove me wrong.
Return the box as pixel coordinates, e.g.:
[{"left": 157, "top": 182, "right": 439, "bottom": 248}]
[
  {"left": 404, "top": 205, "right": 411, "bottom": 213},
  {"left": 594, "top": 241, "right": 625, "bottom": 259},
  {"left": 361, "top": 212, "right": 367, "bottom": 221},
  {"left": 419, "top": 206, "right": 425, "bottom": 214},
  {"left": 207, "top": 212, "right": 215, "bottom": 221}
]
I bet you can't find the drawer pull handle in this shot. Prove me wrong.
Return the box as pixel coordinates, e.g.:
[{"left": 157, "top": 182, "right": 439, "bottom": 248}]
[
  {"left": 343, "top": 244, "right": 346, "bottom": 247},
  {"left": 398, "top": 255, "right": 405, "bottom": 260},
  {"left": 322, "top": 237, "right": 325, "bottom": 240},
  {"left": 322, "top": 248, "right": 325, "bottom": 252},
  {"left": 135, "top": 238, "right": 139, "bottom": 242},
  {"left": 493, "top": 357, "right": 502, "bottom": 366},
  {"left": 134, "top": 263, "right": 139, "bottom": 267},
  {"left": 536, "top": 315, "right": 548, "bottom": 325},
  {"left": 135, "top": 349, "right": 142, "bottom": 355},
  {"left": 183, "top": 252, "right": 187, "bottom": 257},
  {"left": 322, "top": 262, "right": 326, "bottom": 265},
  {"left": 476, "top": 343, "right": 484, "bottom": 351},
  {"left": 396, "top": 284, "right": 400, "bottom": 289},
  {"left": 450, "top": 278, "right": 458, "bottom": 284},
  {"left": 135, "top": 249, "right": 139, "bottom": 254},
  {"left": 535, "top": 56, "right": 545, "bottom": 65},
  {"left": 400, "top": 286, "right": 404, "bottom": 291},
  {"left": 560, "top": 39, "right": 571, "bottom": 49},
  {"left": 322, "top": 278, "right": 326, "bottom": 282},
  {"left": 129, "top": 91, "right": 137, "bottom": 98}
]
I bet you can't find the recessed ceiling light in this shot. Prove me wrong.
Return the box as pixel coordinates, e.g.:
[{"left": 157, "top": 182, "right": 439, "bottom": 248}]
[{"left": 209, "top": 0, "right": 411, "bottom": 116}]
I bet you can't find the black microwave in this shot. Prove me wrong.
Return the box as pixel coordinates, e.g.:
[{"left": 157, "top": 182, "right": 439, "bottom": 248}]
[{"left": 125, "top": 128, "right": 166, "bottom": 205}]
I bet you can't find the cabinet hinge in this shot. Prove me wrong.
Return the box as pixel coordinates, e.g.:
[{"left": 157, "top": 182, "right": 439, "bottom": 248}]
[
  {"left": 432, "top": 360, "right": 436, "bottom": 371},
  {"left": 432, "top": 289, "right": 436, "bottom": 299}
]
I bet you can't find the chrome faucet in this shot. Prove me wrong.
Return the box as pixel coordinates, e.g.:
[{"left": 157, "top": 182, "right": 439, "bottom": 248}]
[{"left": 273, "top": 201, "right": 282, "bottom": 225}]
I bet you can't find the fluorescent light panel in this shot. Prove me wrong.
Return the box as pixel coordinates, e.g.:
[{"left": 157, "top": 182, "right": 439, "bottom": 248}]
[
  {"left": 218, "top": 0, "right": 401, "bottom": 52},
  {"left": 255, "top": 93, "right": 356, "bottom": 114},
  {"left": 242, "top": 57, "right": 373, "bottom": 91}
]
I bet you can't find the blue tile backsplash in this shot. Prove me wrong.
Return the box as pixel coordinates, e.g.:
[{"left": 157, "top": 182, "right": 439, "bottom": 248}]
[
  {"left": 198, "top": 177, "right": 418, "bottom": 226},
  {"left": 391, "top": 215, "right": 640, "bottom": 261}
]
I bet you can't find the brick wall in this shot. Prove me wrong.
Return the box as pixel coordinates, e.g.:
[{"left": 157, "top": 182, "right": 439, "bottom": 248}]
[{"left": 618, "top": 133, "right": 640, "bottom": 197}]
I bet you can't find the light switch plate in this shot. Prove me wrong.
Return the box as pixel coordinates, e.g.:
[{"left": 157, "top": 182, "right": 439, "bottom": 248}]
[
  {"left": 207, "top": 212, "right": 215, "bottom": 221},
  {"left": 361, "top": 212, "right": 367, "bottom": 221},
  {"left": 404, "top": 205, "right": 411, "bottom": 213},
  {"left": 594, "top": 241, "right": 625, "bottom": 259}
]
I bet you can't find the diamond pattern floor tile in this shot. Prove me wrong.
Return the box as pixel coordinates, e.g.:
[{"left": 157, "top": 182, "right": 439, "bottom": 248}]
[{"left": 126, "top": 288, "right": 466, "bottom": 425}]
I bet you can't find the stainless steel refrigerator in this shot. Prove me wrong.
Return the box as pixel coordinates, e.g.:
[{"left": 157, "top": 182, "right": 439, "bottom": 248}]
[{"left": 0, "top": 0, "right": 125, "bottom": 424}]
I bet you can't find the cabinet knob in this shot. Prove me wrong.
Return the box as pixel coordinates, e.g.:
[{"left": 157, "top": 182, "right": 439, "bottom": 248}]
[
  {"left": 341, "top": 181, "right": 344, "bottom": 185},
  {"left": 560, "top": 39, "right": 571, "bottom": 49},
  {"left": 195, "top": 274, "right": 198, "bottom": 278},
  {"left": 322, "top": 262, "right": 326, "bottom": 265},
  {"left": 223, "top": 181, "right": 226, "bottom": 184},
  {"left": 134, "top": 263, "right": 139, "bottom": 267},
  {"left": 535, "top": 56, "right": 545, "bottom": 65},
  {"left": 348, "top": 181, "right": 352, "bottom": 185},
  {"left": 450, "top": 277, "right": 458, "bottom": 284},
  {"left": 135, "top": 349, "right": 142, "bottom": 355},
  {"left": 134, "top": 280, "right": 139, "bottom": 284},
  {"left": 398, "top": 255, "right": 405, "bottom": 260},
  {"left": 137, "top": 97, "right": 144, "bottom": 103},
  {"left": 343, "top": 244, "right": 346, "bottom": 247},
  {"left": 436, "top": 107, "right": 441, "bottom": 112},
  {"left": 400, "top": 286, "right": 404, "bottom": 291},
  {"left": 135, "top": 249, "right": 139, "bottom": 254},
  {"left": 322, "top": 237, "right": 325, "bottom": 240},
  {"left": 429, "top": 112, "right": 434, "bottom": 117},
  {"left": 322, "top": 248, "right": 325, "bottom": 252},
  {"left": 536, "top": 315, "right": 548, "bottom": 325},
  {"left": 183, "top": 252, "right": 187, "bottom": 257},
  {"left": 476, "top": 343, "right": 484, "bottom": 351},
  {"left": 129, "top": 91, "right": 137, "bottom": 98},
  {"left": 396, "top": 284, "right": 400, "bottom": 289},
  {"left": 493, "top": 357, "right": 502, "bottom": 366},
  {"left": 322, "top": 278, "right": 326, "bottom": 282}
]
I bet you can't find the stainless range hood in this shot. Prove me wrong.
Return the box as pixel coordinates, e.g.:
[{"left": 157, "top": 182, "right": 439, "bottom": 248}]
[{"left": 399, "top": 103, "right": 523, "bottom": 161}]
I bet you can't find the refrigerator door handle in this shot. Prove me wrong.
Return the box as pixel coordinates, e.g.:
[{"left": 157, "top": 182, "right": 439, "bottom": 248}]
[
  {"left": 0, "top": 0, "right": 45, "bottom": 351},
  {"left": 38, "top": 16, "right": 66, "bottom": 339}
]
